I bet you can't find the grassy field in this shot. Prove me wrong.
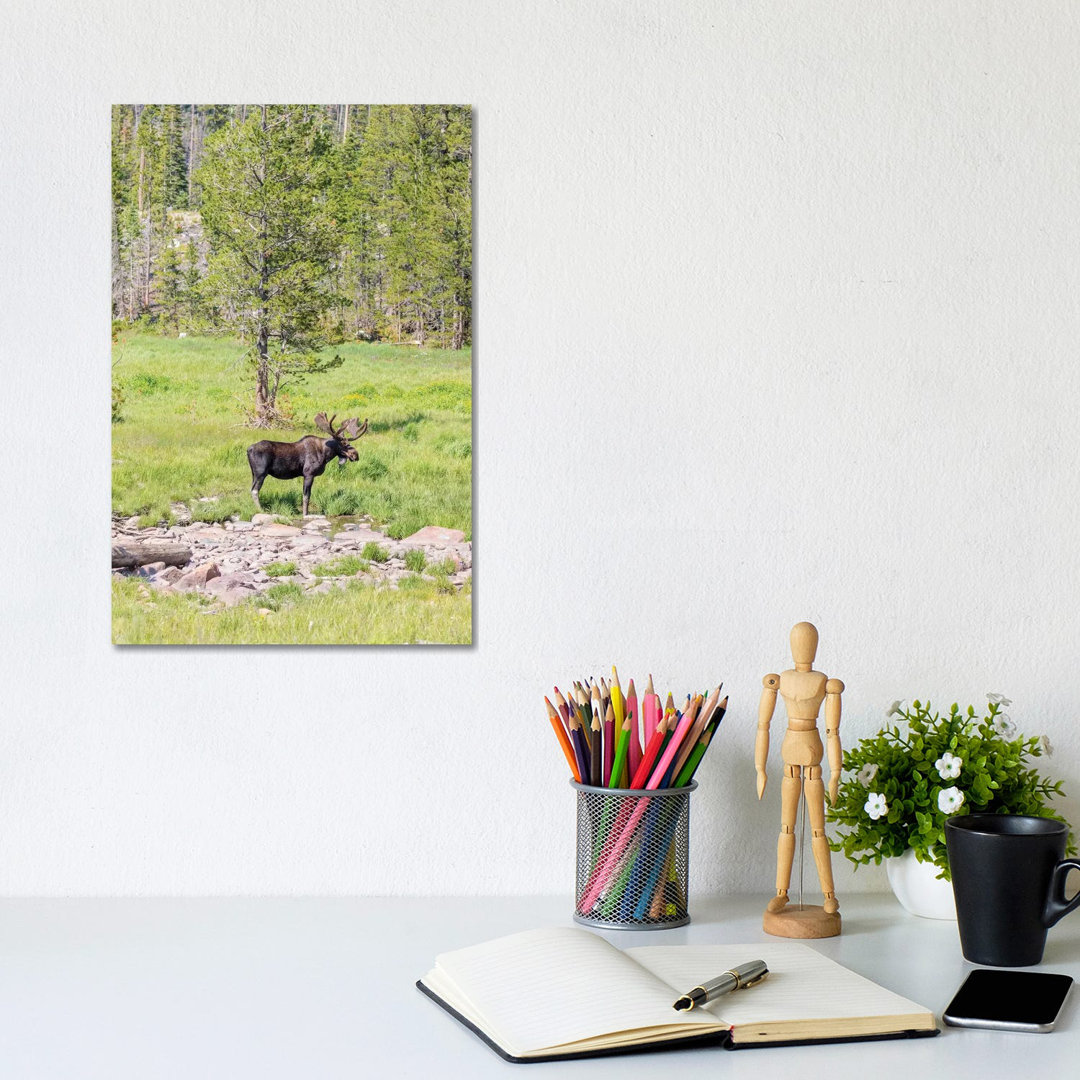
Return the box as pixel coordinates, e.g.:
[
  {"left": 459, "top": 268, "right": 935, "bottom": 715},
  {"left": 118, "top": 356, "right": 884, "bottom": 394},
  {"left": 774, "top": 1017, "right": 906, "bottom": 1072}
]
[
  {"left": 112, "top": 575, "right": 471, "bottom": 645},
  {"left": 111, "top": 333, "right": 471, "bottom": 645},
  {"left": 112, "top": 334, "right": 472, "bottom": 538}
]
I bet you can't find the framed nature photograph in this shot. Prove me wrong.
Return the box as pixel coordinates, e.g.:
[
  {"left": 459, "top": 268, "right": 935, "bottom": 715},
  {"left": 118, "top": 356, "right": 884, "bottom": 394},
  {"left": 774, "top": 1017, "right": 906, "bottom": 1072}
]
[{"left": 110, "top": 105, "right": 472, "bottom": 645}]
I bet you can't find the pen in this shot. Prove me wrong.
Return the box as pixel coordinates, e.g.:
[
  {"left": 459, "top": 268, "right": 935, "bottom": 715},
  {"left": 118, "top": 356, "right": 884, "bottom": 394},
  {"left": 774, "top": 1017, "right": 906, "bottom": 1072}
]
[{"left": 672, "top": 960, "right": 769, "bottom": 1011}]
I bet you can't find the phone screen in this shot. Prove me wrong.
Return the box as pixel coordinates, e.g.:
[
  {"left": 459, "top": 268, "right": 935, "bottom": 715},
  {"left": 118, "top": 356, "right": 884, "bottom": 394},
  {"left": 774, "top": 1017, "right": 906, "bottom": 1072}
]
[{"left": 944, "top": 970, "right": 1074, "bottom": 1032}]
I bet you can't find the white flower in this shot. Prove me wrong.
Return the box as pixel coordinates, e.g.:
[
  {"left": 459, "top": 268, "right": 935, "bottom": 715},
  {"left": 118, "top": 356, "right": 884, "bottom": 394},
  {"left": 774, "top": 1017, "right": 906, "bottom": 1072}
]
[
  {"left": 1041, "top": 734, "right": 1054, "bottom": 757},
  {"left": 938, "top": 786, "right": 965, "bottom": 814},
  {"left": 885, "top": 700, "right": 904, "bottom": 718},
  {"left": 857, "top": 763, "right": 879, "bottom": 785},
  {"left": 864, "top": 793, "right": 889, "bottom": 820},
  {"left": 935, "top": 752, "right": 962, "bottom": 780},
  {"left": 987, "top": 692, "right": 1013, "bottom": 707},
  {"left": 993, "top": 713, "right": 1017, "bottom": 738}
]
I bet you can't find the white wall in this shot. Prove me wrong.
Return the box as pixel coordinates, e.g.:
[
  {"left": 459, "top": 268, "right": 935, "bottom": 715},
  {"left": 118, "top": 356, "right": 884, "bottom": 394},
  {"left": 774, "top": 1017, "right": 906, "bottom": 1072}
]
[{"left": 3, "top": 0, "right": 1079, "bottom": 898}]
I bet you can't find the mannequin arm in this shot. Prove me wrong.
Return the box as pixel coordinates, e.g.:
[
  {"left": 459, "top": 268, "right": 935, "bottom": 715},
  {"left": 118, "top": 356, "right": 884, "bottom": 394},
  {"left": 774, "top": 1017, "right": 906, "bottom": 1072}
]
[
  {"left": 824, "top": 678, "right": 844, "bottom": 804},
  {"left": 756, "top": 674, "right": 779, "bottom": 799}
]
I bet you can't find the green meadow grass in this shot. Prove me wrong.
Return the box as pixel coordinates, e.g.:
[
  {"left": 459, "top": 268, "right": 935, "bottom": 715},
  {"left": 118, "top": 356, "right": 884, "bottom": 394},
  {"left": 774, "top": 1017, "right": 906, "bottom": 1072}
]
[
  {"left": 112, "top": 576, "right": 472, "bottom": 645},
  {"left": 112, "top": 333, "right": 472, "bottom": 539}
]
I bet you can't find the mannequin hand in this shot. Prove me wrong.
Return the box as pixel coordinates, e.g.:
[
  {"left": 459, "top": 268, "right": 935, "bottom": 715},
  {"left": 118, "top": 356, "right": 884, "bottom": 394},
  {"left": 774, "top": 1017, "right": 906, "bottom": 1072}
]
[
  {"left": 828, "top": 774, "right": 839, "bottom": 806},
  {"left": 756, "top": 769, "right": 767, "bottom": 799}
]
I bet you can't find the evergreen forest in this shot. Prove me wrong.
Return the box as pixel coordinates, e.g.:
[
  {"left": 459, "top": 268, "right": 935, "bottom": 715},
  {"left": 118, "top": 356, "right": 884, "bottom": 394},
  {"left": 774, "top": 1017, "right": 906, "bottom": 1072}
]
[{"left": 111, "top": 104, "right": 472, "bottom": 423}]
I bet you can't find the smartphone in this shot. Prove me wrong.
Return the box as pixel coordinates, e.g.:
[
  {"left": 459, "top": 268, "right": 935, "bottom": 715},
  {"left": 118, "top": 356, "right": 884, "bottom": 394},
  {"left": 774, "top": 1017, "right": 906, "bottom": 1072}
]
[{"left": 943, "top": 969, "right": 1074, "bottom": 1033}]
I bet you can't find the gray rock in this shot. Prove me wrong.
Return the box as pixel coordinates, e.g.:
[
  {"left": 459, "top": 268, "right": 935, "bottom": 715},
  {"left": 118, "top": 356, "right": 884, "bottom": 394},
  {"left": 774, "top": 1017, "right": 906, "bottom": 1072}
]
[
  {"left": 402, "top": 525, "right": 467, "bottom": 545},
  {"left": 186, "top": 527, "right": 228, "bottom": 544},
  {"left": 291, "top": 535, "right": 329, "bottom": 550},
  {"left": 175, "top": 562, "right": 221, "bottom": 591},
  {"left": 328, "top": 527, "right": 390, "bottom": 546},
  {"left": 205, "top": 574, "right": 258, "bottom": 607}
]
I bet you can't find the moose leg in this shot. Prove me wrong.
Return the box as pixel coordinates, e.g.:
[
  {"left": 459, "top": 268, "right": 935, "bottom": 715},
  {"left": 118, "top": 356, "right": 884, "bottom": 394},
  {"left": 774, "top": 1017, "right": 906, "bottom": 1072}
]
[
  {"left": 247, "top": 446, "right": 265, "bottom": 510},
  {"left": 302, "top": 474, "right": 314, "bottom": 517}
]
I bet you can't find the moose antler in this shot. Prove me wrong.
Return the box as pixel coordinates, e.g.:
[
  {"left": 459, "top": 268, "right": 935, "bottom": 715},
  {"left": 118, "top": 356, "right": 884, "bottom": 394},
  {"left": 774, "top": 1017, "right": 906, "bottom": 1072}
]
[
  {"left": 313, "top": 412, "right": 339, "bottom": 437},
  {"left": 340, "top": 417, "right": 369, "bottom": 439}
]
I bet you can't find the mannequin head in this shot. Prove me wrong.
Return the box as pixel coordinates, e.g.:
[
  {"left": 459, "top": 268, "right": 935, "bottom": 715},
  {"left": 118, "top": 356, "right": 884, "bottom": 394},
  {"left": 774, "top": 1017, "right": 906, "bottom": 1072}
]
[{"left": 790, "top": 621, "right": 819, "bottom": 670}]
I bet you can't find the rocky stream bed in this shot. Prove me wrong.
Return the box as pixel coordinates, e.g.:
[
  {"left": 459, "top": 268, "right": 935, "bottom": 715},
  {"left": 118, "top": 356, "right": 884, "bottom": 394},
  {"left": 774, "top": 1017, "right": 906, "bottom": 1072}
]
[{"left": 111, "top": 512, "right": 472, "bottom": 610}]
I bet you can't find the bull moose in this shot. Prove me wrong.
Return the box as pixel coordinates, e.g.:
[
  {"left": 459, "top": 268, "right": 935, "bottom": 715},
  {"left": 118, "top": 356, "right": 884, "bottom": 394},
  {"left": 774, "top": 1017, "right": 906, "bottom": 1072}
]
[{"left": 247, "top": 412, "right": 369, "bottom": 517}]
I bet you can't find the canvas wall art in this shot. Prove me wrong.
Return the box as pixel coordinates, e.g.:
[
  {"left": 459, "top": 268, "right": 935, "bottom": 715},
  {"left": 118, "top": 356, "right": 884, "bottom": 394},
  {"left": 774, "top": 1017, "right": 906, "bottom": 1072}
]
[{"left": 110, "top": 105, "right": 472, "bottom": 644}]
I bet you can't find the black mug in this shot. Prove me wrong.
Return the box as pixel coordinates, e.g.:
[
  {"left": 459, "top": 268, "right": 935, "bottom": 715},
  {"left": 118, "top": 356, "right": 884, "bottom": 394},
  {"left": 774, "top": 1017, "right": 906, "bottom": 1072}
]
[{"left": 946, "top": 814, "right": 1080, "bottom": 966}]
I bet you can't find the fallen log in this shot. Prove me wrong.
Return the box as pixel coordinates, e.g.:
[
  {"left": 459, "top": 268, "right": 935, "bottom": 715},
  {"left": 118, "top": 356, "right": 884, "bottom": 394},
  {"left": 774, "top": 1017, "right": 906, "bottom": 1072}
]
[{"left": 111, "top": 540, "right": 192, "bottom": 569}]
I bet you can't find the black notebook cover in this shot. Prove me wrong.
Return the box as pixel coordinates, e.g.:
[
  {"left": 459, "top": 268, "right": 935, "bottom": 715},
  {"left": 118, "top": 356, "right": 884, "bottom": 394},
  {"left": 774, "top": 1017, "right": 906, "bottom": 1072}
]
[{"left": 417, "top": 979, "right": 939, "bottom": 1063}]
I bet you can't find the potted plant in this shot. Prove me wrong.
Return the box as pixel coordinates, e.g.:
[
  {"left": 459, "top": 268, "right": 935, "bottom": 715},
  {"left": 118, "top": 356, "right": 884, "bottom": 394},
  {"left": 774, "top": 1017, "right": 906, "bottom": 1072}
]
[{"left": 827, "top": 695, "right": 1072, "bottom": 919}]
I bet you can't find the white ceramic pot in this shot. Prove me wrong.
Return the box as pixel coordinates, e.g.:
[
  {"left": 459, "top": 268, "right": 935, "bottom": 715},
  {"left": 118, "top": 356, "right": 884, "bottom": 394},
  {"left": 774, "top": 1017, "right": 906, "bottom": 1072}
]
[{"left": 885, "top": 849, "right": 957, "bottom": 920}]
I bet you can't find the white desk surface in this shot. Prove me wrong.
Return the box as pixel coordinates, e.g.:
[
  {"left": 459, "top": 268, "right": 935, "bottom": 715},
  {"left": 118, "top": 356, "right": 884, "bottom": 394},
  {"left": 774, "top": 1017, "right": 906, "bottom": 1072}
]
[{"left": 0, "top": 893, "right": 1076, "bottom": 1078}]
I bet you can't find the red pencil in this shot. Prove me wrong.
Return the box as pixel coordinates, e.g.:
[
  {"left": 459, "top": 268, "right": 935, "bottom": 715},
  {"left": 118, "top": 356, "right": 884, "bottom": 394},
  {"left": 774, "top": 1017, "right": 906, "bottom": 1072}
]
[{"left": 630, "top": 706, "right": 667, "bottom": 788}]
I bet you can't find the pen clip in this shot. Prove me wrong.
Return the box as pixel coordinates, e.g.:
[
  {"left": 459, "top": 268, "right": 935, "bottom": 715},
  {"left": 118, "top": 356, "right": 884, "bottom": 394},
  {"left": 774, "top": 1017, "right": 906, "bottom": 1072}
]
[{"left": 739, "top": 968, "right": 769, "bottom": 989}]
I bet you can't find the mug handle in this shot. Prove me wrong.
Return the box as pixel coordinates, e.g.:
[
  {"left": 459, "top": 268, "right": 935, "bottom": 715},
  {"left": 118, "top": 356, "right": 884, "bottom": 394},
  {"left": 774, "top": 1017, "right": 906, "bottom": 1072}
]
[{"left": 1043, "top": 859, "right": 1080, "bottom": 928}]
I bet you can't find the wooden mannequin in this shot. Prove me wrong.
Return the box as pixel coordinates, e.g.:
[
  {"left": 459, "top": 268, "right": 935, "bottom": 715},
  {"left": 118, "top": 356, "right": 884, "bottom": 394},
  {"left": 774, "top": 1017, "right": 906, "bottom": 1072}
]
[{"left": 755, "top": 622, "right": 843, "bottom": 938}]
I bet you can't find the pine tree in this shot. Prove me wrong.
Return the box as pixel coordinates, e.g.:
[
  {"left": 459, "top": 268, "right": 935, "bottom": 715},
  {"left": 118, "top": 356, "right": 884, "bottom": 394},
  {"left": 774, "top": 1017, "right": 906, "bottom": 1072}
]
[
  {"left": 111, "top": 105, "right": 141, "bottom": 320},
  {"left": 158, "top": 240, "right": 184, "bottom": 331},
  {"left": 197, "top": 105, "right": 344, "bottom": 423},
  {"left": 162, "top": 104, "right": 188, "bottom": 209},
  {"left": 110, "top": 103, "right": 472, "bottom": 347}
]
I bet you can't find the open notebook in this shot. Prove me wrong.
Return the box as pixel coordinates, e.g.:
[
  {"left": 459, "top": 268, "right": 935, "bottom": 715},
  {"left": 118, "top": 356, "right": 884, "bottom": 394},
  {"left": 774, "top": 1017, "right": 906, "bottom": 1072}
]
[{"left": 418, "top": 927, "right": 937, "bottom": 1062}]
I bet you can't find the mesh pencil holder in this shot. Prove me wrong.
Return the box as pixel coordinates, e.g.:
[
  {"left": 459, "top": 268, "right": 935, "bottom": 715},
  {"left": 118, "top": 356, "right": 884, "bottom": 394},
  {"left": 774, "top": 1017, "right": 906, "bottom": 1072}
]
[{"left": 571, "top": 781, "right": 697, "bottom": 931}]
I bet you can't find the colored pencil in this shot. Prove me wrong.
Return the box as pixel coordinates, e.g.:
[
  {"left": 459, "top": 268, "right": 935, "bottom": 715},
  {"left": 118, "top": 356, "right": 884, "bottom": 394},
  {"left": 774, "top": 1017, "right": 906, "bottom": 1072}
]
[
  {"left": 602, "top": 702, "right": 615, "bottom": 786},
  {"left": 545, "top": 696, "right": 580, "bottom": 782},
  {"left": 630, "top": 703, "right": 666, "bottom": 788},
  {"left": 553, "top": 686, "right": 572, "bottom": 731},
  {"left": 569, "top": 694, "right": 590, "bottom": 769},
  {"left": 608, "top": 702, "right": 634, "bottom": 789},
  {"left": 646, "top": 704, "right": 697, "bottom": 789},
  {"left": 625, "top": 679, "right": 641, "bottom": 783},
  {"left": 590, "top": 681, "right": 603, "bottom": 779},
  {"left": 670, "top": 686, "right": 719, "bottom": 780},
  {"left": 567, "top": 702, "right": 591, "bottom": 782},
  {"left": 609, "top": 667, "right": 625, "bottom": 732},
  {"left": 589, "top": 709, "right": 603, "bottom": 786},
  {"left": 674, "top": 695, "right": 728, "bottom": 786}
]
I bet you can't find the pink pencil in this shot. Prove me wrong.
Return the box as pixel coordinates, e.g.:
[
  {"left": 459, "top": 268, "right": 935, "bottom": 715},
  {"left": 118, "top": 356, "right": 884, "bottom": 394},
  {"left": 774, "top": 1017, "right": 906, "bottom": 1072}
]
[
  {"left": 670, "top": 686, "right": 719, "bottom": 781},
  {"left": 579, "top": 708, "right": 698, "bottom": 911}
]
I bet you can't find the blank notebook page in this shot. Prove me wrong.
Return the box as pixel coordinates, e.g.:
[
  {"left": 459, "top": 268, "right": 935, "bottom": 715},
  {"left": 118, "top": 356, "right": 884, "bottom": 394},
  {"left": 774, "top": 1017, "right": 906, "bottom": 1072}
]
[
  {"left": 432, "top": 927, "right": 715, "bottom": 1053},
  {"left": 626, "top": 942, "right": 930, "bottom": 1024}
]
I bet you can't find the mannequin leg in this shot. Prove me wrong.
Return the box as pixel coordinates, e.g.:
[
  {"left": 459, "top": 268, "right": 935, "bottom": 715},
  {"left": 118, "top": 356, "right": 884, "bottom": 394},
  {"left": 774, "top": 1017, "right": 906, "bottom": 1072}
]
[
  {"left": 767, "top": 764, "right": 802, "bottom": 913},
  {"left": 805, "top": 766, "right": 839, "bottom": 914}
]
